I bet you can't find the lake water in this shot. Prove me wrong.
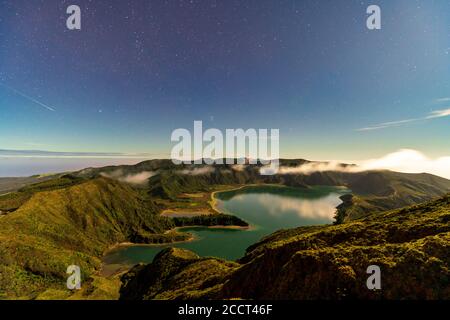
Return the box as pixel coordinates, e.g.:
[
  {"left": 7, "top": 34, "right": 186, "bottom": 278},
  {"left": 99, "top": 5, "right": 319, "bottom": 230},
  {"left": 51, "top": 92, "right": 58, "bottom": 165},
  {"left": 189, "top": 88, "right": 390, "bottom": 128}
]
[{"left": 102, "top": 185, "right": 348, "bottom": 274}]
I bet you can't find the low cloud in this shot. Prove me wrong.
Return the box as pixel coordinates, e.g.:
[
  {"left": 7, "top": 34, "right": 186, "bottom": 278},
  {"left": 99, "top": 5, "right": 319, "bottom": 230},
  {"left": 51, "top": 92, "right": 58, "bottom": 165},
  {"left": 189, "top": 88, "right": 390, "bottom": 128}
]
[
  {"left": 356, "top": 149, "right": 450, "bottom": 179},
  {"left": 101, "top": 169, "right": 156, "bottom": 185},
  {"left": 268, "top": 149, "right": 450, "bottom": 179},
  {"left": 276, "top": 162, "right": 356, "bottom": 175},
  {"left": 179, "top": 166, "right": 215, "bottom": 176}
]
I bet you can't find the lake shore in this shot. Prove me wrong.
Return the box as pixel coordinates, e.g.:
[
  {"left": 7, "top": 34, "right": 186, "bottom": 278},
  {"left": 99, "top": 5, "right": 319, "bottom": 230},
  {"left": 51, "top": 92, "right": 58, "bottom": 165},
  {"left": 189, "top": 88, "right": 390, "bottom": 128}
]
[
  {"left": 104, "top": 231, "right": 197, "bottom": 253},
  {"left": 160, "top": 210, "right": 212, "bottom": 218},
  {"left": 102, "top": 184, "right": 340, "bottom": 274},
  {"left": 102, "top": 219, "right": 252, "bottom": 262}
]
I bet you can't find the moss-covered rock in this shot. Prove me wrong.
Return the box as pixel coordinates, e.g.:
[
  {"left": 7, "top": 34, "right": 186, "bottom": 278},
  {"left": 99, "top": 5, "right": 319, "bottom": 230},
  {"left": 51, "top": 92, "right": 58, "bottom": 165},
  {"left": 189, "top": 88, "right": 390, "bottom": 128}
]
[{"left": 120, "top": 248, "right": 239, "bottom": 300}]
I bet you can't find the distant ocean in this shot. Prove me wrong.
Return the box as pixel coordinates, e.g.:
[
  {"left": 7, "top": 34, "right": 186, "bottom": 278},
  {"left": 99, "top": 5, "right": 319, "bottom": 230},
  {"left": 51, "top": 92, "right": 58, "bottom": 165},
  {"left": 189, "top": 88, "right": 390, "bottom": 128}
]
[{"left": 0, "top": 157, "right": 143, "bottom": 177}]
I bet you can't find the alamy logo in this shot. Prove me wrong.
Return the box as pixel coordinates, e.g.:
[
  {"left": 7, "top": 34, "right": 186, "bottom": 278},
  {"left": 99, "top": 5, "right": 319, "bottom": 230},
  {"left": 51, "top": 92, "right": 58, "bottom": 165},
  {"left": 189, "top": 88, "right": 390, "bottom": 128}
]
[
  {"left": 66, "top": 5, "right": 81, "bottom": 30},
  {"left": 366, "top": 265, "right": 381, "bottom": 290},
  {"left": 66, "top": 265, "right": 81, "bottom": 290},
  {"left": 171, "top": 121, "right": 280, "bottom": 175},
  {"left": 366, "top": 5, "right": 381, "bottom": 30}
]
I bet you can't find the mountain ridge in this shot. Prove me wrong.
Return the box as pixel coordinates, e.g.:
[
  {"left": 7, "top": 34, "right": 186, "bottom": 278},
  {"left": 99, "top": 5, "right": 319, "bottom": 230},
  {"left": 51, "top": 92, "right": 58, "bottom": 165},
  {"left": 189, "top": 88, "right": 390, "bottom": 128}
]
[{"left": 73, "top": 159, "right": 450, "bottom": 221}]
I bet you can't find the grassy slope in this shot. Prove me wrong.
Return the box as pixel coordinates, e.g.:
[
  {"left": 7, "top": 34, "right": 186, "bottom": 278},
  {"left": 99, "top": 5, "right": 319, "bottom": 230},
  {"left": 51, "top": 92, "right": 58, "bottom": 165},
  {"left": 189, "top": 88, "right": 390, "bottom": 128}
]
[
  {"left": 119, "top": 194, "right": 450, "bottom": 300},
  {"left": 0, "top": 175, "right": 86, "bottom": 213},
  {"left": 0, "top": 174, "right": 63, "bottom": 195},
  {"left": 0, "top": 177, "right": 181, "bottom": 299},
  {"left": 333, "top": 171, "right": 450, "bottom": 222},
  {"left": 0, "top": 175, "right": 248, "bottom": 299}
]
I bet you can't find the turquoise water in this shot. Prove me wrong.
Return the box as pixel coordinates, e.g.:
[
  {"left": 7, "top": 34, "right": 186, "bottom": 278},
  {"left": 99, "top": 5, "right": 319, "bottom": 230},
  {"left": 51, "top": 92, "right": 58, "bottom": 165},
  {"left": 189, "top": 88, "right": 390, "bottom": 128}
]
[{"left": 102, "top": 185, "right": 348, "bottom": 272}]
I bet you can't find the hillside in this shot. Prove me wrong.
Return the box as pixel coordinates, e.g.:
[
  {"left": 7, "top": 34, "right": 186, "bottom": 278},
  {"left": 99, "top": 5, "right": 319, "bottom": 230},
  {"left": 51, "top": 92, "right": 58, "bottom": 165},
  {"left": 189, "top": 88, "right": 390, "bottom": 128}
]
[
  {"left": 0, "top": 174, "right": 88, "bottom": 214},
  {"left": 74, "top": 159, "right": 450, "bottom": 221},
  {"left": 0, "top": 174, "right": 249, "bottom": 299},
  {"left": 0, "top": 174, "right": 63, "bottom": 195},
  {"left": 120, "top": 194, "right": 450, "bottom": 300},
  {"left": 0, "top": 177, "right": 187, "bottom": 299}
]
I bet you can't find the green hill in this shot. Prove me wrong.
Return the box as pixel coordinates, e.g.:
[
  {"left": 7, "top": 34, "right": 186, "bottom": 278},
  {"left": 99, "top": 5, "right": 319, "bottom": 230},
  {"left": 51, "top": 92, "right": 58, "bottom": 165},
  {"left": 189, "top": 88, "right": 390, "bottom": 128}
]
[
  {"left": 0, "top": 174, "right": 63, "bottom": 195},
  {"left": 0, "top": 177, "right": 186, "bottom": 299},
  {"left": 0, "top": 175, "right": 248, "bottom": 299},
  {"left": 120, "top": 194, "right": 450, "bottom": 300}
]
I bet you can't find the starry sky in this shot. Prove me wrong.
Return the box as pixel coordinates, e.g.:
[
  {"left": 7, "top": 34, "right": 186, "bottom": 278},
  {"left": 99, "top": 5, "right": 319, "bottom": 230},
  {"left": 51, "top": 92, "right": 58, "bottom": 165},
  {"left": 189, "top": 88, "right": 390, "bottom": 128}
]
[{"left": 1, "top": 0, "right": 449, "bottom": 167}]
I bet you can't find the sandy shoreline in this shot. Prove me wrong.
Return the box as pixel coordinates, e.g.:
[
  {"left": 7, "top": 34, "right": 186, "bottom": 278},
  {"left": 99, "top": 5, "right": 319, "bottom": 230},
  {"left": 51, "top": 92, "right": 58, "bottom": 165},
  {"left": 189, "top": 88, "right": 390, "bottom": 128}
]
[
  {"left": 105, "top": 232, "right": 197, "bottom": 253},
  {"left": 207, "top": 225, "right": 253, "bottom": 230},
  {"left": 160, "top": 210, "right": 212, "bottom": 218}
]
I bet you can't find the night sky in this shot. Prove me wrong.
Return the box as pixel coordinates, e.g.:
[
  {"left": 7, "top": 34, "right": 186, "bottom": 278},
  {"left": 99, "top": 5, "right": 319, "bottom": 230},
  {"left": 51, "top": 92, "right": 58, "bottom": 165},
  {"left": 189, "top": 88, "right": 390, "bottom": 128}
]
[{"left": 1, "top": 0, "right": 449, "bottom": 163}]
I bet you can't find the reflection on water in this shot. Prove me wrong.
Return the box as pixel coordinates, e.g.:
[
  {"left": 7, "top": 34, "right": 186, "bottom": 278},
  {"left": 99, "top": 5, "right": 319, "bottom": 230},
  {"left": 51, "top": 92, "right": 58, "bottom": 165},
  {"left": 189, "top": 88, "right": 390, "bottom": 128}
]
[
  {"left": 102, "top": 185, "right": 349, "bottom": 272},
  {"left": 232, "top": 192, "right": 343, "bottom": 221}
]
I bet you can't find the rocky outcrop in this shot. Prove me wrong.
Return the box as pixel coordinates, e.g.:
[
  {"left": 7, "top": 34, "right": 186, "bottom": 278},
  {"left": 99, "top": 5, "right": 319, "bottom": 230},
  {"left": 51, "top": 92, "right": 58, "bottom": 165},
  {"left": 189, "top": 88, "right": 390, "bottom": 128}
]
[{"left": 120, "top": 248, "right": 239, "bottom": 300}]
